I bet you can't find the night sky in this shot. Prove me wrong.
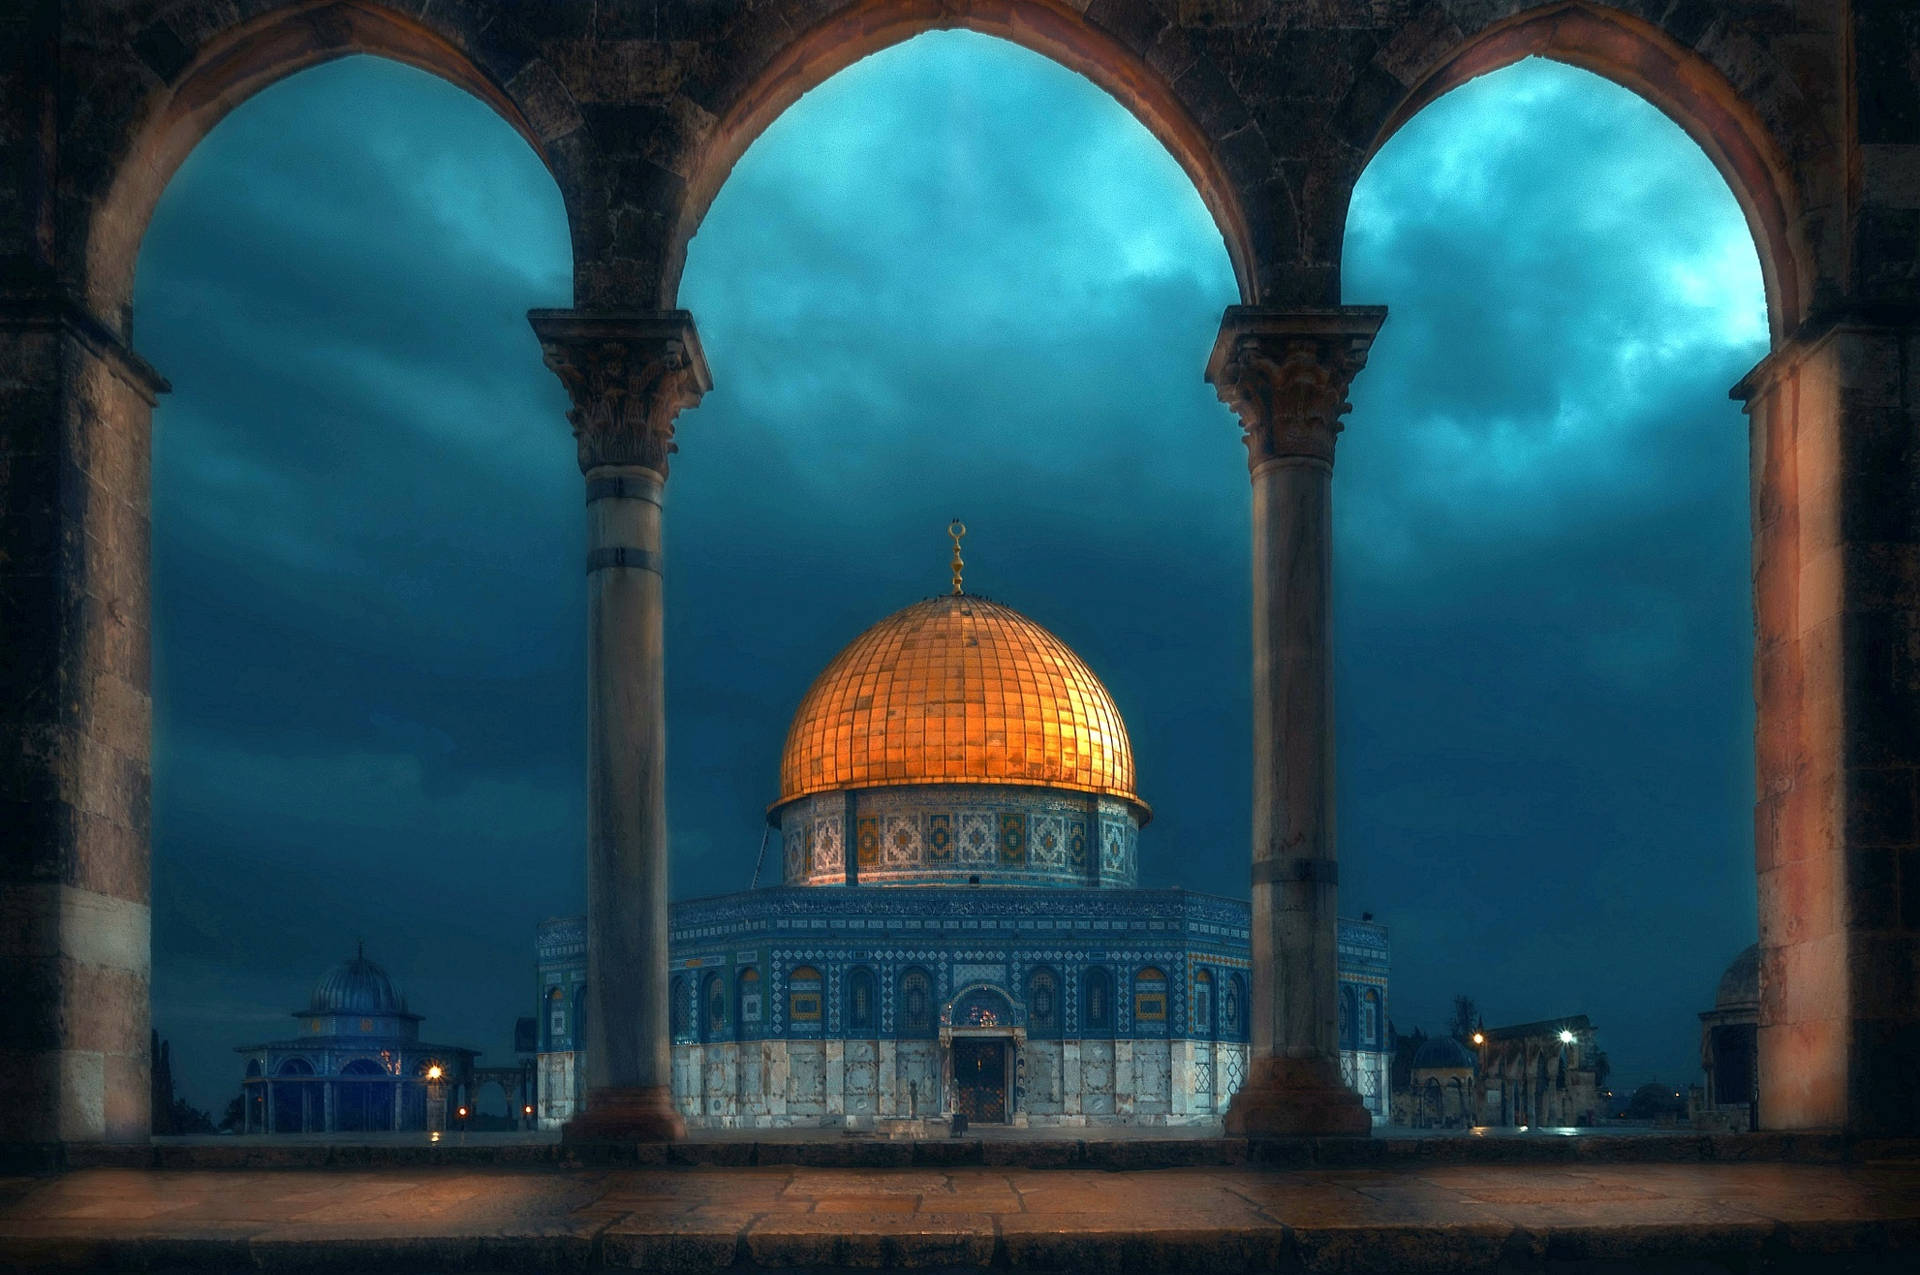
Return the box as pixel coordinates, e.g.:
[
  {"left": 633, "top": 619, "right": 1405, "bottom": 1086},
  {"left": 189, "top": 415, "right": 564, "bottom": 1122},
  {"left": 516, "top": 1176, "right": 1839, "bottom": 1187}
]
[{"left": 137, "top": 35, "right": 1765, "bottom": 1115}]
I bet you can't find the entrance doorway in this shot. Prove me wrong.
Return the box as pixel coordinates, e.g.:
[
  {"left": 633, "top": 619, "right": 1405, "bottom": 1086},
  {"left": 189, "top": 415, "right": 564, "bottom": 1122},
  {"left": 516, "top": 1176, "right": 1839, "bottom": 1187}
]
[{"left": 953, "top": 1038, "right": 1007, "bottom": 1123}]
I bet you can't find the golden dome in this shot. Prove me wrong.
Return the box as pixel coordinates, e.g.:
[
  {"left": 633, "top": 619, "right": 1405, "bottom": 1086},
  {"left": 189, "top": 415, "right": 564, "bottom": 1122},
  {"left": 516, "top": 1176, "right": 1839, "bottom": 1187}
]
[{"left": 775, "top": 594, "right": 1146, "bottom": 816}]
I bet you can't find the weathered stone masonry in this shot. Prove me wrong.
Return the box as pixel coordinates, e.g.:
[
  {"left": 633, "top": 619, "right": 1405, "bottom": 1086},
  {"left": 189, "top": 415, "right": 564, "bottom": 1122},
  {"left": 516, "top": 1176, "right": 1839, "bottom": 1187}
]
[{"left": 3, "top": 0, "right": 1914, "bottom": 1144}]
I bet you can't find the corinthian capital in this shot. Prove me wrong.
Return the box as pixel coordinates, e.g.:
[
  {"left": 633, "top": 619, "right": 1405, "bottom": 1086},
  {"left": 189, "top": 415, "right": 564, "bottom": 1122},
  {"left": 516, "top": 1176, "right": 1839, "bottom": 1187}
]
[
  {"left": 1206, "top": 306, "right": 1387, "bottom": 470},
  {"left": 528, "top": 309, "right": 713, "bottom": 476}
]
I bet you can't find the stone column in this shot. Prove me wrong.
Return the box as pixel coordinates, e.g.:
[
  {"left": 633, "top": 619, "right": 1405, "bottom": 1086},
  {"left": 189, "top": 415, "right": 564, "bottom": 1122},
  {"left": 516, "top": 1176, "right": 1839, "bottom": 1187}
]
[
  {"left": 0, "top": 299, "right": 165, "bottom": 1148},
  {"left": 530, "top": 310, "right": 710, "bottom": 1142},
  {"left": 1209, "top": 306, "right": 1385, "bottom": 1138},
  {"left": 1734, "top": 320, "right": 1920, "bottom": 1135}
]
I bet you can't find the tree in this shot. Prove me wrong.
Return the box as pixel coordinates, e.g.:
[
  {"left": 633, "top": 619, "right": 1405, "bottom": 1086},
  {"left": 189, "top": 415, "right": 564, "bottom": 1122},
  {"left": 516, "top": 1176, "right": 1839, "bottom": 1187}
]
[
  {"left": 149, "top": 1030, "right": 175, "bottom": 1136},
  {"left": 220, "top": 1096, "right": 245, "bottom": 1133},
  {"left": 1390, "top": 1025, "right": 1426, "bottom": 1094},
  {"left": 1448, "top": 996, "right": 1478, "bottom": 1043},
  {"left": 150, "top": 1030, "right": 218, "bottom": 1135},
  {"left": 168, "top": 1098, "right": 217, "bottom": 1135},
  {"left": 1621, "top": 1081, "right": 1687, "bottom": 1121}
]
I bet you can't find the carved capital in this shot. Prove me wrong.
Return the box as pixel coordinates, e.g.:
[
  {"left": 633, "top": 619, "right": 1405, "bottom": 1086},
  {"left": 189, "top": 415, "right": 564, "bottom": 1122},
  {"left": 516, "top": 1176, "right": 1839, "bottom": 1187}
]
[
  {"left": 1206, "top": 307, "right": 1387, "bottom": 471},
  {"left": 528, "top": 309, "right": 712, "bottom": 476}
]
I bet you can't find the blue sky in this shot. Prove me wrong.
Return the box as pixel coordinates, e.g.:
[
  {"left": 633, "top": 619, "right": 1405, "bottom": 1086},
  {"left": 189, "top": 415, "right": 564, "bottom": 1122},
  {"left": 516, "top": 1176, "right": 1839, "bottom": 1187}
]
[{"left": 136, "top": 33, "right": 1765, "bottom": 1112}]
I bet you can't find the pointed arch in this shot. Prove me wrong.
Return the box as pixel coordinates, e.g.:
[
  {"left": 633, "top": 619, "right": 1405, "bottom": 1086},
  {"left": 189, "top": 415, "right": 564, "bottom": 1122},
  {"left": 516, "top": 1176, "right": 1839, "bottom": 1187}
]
[
  {"left": 1357, "top": 2, "right": 1812, "bottom": 341},
  {"left": 665, "top": 0, "right": 1259, "bottom": 307},
  {"left": 85, "top": 0, "right": 575, "bottom": 332}
]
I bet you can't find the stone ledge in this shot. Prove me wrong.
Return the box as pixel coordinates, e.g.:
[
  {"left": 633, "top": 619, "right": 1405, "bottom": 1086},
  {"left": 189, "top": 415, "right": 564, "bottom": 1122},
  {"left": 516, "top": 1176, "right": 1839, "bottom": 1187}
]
[
  {"left": 15, "top": 1130, "right": 1910, "bottom": 1174},
  {"left": 0, "top": 1161, "right": 1914, "bottom": 1274},
  {"left": 3, "top": 1216, "right": 1916, "bottom": 1274}
]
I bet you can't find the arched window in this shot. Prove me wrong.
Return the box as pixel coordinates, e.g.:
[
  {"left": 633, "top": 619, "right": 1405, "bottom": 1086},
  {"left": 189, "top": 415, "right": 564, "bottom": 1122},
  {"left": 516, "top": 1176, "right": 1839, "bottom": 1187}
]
[
  {"left": 669, "top": 974, "right": 690, "bottom": 1039},
  {"left": 789, "top": 965, "right": 823, "bottom": 1025},
  {"left": 738, "top": 967, "right": 762, "bottom": 1029},
  {"left": 1224, "top": 973, "right": 1245, "bottom": 1040},
  {"left": 900, "top": 966, "right": 933, "bottom": 1036},
  {"left": 275, "top": 1057, "right": 314, "bottom": 1077},
  {"left": 702, "top": 971, "right": 727, "bottom": 1041},
  {"left": 546, "top": 986, "right": 565, "bottom": 1048},
  {"left": 1339, "top": 984, "right": 1357, "bottom": 1048},
  {"left": 1084, "top": 967, "right": 1113, "bottom": 1033},
  {"left": 245, "top": 1059, "right": 263, "bottom": 1078},
  {"left": 1192, "top": 969, "right": 1214, "bottom": 1038},
  {"left": 1362, "top": 988, "right": 1380, "bottom": 1046},
  {"left": 847, "top": 966, "right": 876, "bottom": 1031},
  {"left": 1027, "top": 967, "right": 1059, "bottom": 1032},
  {"left": 1134, "top": 966, "right": 1167, "bottom": 1027}
]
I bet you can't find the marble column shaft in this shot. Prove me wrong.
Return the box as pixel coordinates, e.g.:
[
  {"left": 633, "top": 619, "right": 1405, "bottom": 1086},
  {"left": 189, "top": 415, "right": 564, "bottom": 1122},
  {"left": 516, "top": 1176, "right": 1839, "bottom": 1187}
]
[
  {"left": 1208, "top": 305, "right": 1384, "bottom": 1136},
  {"left": 530, "top": 309, "right": 710, "bottom": 1141}
]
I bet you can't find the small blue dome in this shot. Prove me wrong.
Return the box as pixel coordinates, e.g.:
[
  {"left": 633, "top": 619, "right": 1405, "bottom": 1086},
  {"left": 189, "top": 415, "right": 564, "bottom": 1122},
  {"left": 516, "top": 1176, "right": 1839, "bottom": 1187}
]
[
  {"left": 309, "top": 945, "right": 407, "bottom": 1016},
  {"left": 1414, "top": 1036, "right": 1477, "bottom": 1070},
  {"left": 1715, "top": 943, "right": 1760, "bottom": 1010}
]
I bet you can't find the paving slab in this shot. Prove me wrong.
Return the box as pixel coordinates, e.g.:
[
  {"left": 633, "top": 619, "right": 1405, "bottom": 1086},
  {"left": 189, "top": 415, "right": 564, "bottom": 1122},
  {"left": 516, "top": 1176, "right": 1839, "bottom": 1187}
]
[{"left": 0, "top": 1160, "right": 1914, "bottom": 1272}]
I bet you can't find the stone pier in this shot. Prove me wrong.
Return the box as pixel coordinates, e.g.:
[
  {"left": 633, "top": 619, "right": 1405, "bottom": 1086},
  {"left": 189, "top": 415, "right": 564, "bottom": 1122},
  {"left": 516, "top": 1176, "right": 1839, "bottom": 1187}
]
[
  {"left": 529, "top": 310, "right": 710, "bottom": 1143},
  {"left": 1209, "top": 307, "right": 1386, "bottom": 1138}
]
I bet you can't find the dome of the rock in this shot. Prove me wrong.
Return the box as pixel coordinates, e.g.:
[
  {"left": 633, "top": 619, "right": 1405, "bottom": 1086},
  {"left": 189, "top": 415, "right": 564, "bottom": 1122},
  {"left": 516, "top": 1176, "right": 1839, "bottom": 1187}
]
[
  {"left": 776, "top": 594, "right": 1144, "bottom": 814},
  {"left": 770, "top": 591, "right": 1149, "bottom": 888}
]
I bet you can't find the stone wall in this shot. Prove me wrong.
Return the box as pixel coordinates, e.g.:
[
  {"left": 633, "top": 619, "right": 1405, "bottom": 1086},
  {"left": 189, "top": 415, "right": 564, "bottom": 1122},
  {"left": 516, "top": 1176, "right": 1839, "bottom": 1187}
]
[{"left": 541, "top": 1038, "right": 1252, "bottom": 1129}]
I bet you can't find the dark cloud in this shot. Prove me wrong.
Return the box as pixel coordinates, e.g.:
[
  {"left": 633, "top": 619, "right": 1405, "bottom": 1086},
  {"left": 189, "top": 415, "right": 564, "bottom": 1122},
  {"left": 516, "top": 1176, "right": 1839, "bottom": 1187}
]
[{"left": 140, "top": 40, "right": 1761, "bottom": 1112}]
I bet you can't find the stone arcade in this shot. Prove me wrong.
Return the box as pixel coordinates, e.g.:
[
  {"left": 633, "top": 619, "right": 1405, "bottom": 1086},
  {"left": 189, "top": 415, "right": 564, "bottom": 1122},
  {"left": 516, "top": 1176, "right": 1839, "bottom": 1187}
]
[
  {"left": 5, "top": 0, "right": 1916, "bottom": 1150},
  {"left": 533, "top": 585, "right": 1393, "bottom": 1128}
]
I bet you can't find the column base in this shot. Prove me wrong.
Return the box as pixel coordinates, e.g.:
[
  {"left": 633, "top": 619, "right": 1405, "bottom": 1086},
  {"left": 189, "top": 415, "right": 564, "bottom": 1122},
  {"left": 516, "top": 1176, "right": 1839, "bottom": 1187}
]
[
  {"left": 561, "top": 1086, "right": 685, "bottom": 1144},
  {"left": 1224, "top": 1056, "right": 1371, "bottom": 1137}
]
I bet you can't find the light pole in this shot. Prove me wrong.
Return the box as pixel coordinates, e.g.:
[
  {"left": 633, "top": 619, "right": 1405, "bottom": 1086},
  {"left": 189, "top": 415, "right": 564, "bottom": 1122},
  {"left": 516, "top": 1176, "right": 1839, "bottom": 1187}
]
[{"left": 425, "top": 1064, "right": 446, "bottom": 1135}]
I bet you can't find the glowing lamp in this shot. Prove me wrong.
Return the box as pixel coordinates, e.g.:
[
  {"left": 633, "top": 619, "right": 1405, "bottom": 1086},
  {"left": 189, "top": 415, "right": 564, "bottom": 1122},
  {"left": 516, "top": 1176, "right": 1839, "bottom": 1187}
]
[
  {"left": 1558, "top": 1030, "right": 1575, "bottom": 1044},
  {"left": 1471, "top": 1032, "right": 1485, "bottom": 1045},
  {"left": 426, "top": 1064, "right": 443, "bottom": 1080}
]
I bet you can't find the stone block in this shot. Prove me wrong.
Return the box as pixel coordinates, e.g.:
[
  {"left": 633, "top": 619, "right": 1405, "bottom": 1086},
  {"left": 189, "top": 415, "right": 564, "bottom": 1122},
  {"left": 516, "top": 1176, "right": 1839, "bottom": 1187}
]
[
  {"left": 747, "top": 1210, "right": 996, "bottom": 1270},
  {"left": 1758, "top": 1017, "right": 1849, "bottom": 1129}
]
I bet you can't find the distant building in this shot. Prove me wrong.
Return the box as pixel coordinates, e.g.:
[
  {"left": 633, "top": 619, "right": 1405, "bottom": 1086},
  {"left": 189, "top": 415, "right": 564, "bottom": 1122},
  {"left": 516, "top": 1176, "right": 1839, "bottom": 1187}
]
[
  {"left": 536, "top": 585, "right": 1392, "bottom": 1128},
  {"left": 1695, "top": 944, "right": 1759, "bottom": 1131},
  {"left": 1391, "top": 1016, "right": 1603, "bottom": 1129},
  {"left": 1476, "top": 1016, "right": 1603, "bottom": 1127},
  {"left": 234, "top": 946, "right": 525, "bottom": 1134}
]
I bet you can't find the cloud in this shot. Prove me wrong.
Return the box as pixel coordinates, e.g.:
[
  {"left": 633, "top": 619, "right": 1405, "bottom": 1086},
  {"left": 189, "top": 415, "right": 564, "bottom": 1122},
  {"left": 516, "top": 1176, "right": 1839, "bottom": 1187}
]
[{"left": 139, "top": 42, "right": 1764, "bottom": 1109}]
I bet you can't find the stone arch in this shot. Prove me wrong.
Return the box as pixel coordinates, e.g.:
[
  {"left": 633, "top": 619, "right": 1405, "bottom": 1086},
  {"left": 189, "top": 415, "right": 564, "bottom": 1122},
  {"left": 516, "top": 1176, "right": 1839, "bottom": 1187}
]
[
  {"left": 470, "top": 1074, "right": 514, "bottom": 1118},
  {"left": 1026, "top": 965, "right": 1061, "bottom": 1036},
  {"left": 84, "top": 0, "right": 578, "bottom": 334},
  {"left": 898, "top": 965, "right": 936, "bottom": 1038},
  {"left": 846, "top": 965, "right": 878, "bottom": 1033},
  {"left": 662, "top": 0, "right": 1262, "bottom": 307},
  {"left": 944, "top": 983, "right": 1023, "bottom": 1030},
  {"left": 1352, "top": 2, "right": 1812, "bottom": 342},
  {"left": 700, "top": 970, "right": 729, "bottom": 1043}
]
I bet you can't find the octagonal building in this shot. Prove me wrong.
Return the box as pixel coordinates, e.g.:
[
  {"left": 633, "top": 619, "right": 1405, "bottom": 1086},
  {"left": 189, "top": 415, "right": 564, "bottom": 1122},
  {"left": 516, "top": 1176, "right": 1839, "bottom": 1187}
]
[{"left": 535, "top": 585, "right": 1390, "bottom": 1128}]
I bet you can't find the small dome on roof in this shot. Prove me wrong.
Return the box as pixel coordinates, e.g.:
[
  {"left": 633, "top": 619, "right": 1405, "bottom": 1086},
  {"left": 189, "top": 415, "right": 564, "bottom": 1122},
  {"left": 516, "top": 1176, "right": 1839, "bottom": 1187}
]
[
  {"left": 1715, "top": 943, "right": 1760, "bottom": 1010},
  {"left": 308, "top": 944, "right": 410, "bottom": 1017},
  {"left": 1414, "top": 1036, "right": 1477, "bottom": 1070}
]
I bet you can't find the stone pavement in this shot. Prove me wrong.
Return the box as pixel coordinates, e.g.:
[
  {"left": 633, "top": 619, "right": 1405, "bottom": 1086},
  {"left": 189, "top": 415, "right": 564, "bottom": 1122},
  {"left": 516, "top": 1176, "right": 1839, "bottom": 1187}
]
[{"left": 2, "top": 1159, "right": 1917, "bottom": 1272}]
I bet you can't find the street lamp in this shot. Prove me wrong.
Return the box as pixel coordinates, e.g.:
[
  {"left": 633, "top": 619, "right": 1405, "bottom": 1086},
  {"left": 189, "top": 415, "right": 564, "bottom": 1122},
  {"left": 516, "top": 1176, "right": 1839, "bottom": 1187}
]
[
  {"left": 425, "top": 1062, "right": 447, "bottom": 1135},
  {"left": 1471, "top": 1032, "right": 1485, "bottom": 1046},
  {"left": 1558, "top": 1030, "right": 1575, "bottom": 1044}
]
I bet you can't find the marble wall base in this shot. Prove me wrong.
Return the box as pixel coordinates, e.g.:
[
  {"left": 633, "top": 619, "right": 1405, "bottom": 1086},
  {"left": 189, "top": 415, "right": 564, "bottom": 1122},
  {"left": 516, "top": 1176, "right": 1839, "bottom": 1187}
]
[{"left": 544, "top": 1041, "right": 1258, "bottom": 1128}]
